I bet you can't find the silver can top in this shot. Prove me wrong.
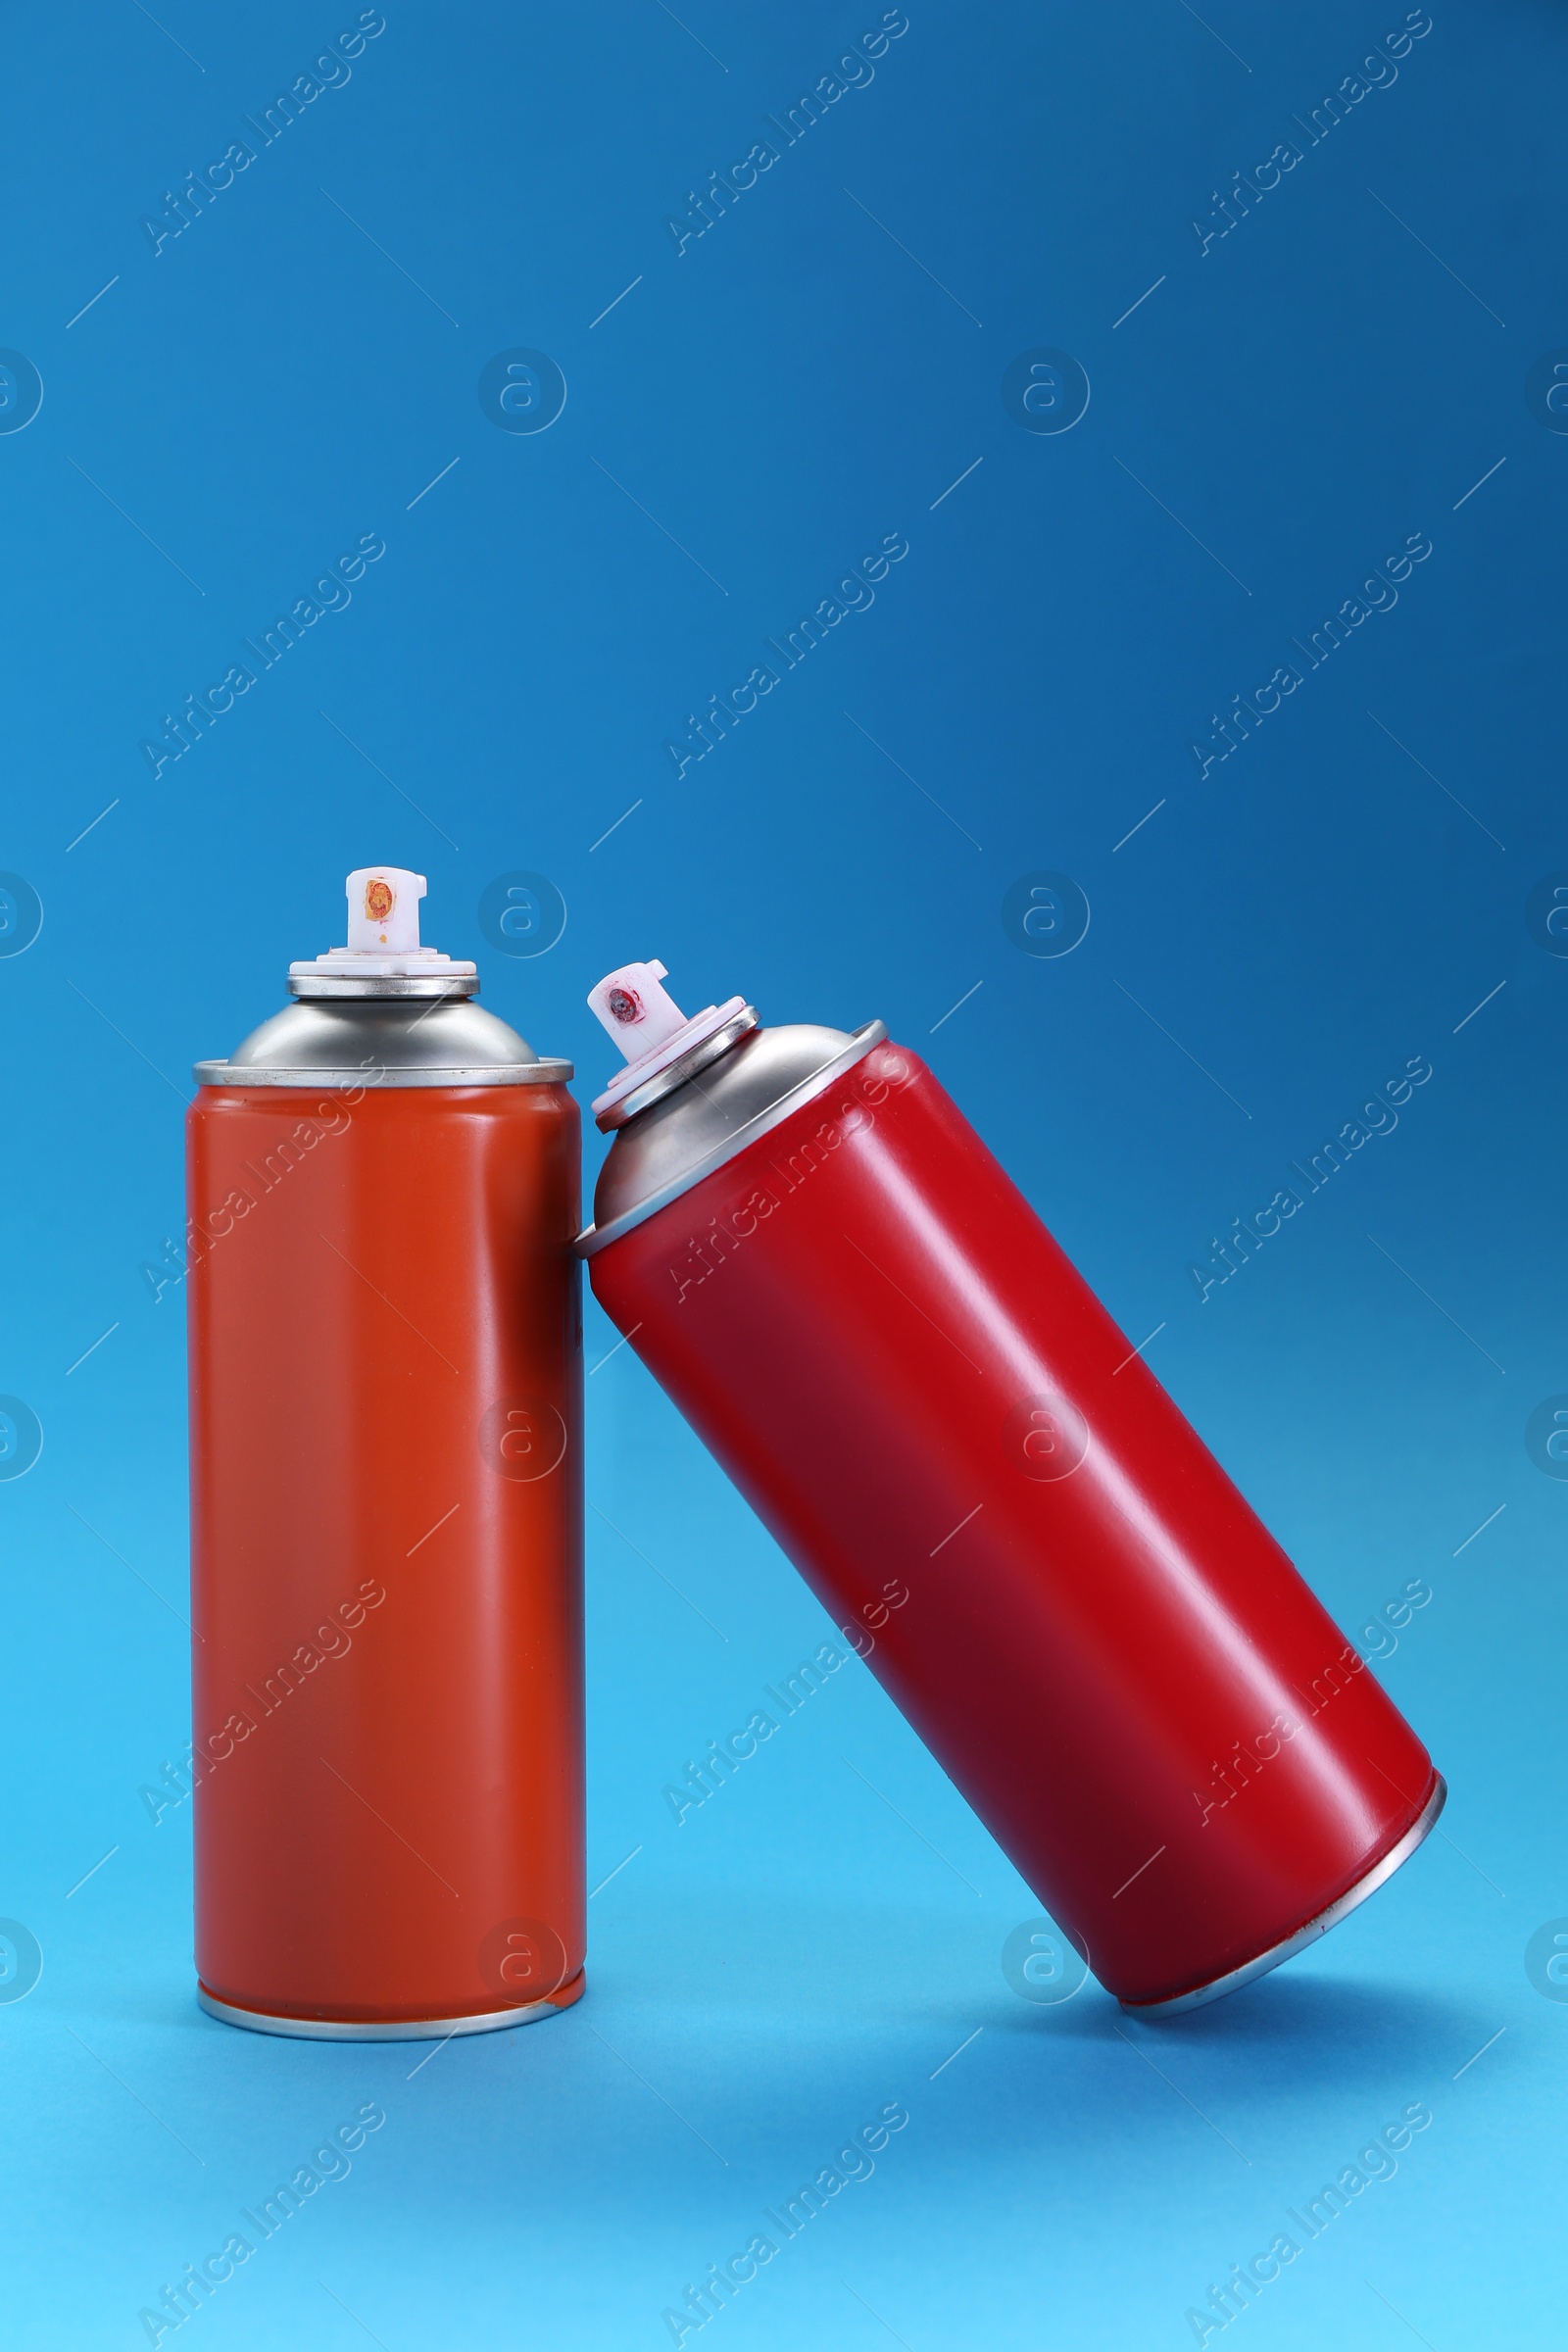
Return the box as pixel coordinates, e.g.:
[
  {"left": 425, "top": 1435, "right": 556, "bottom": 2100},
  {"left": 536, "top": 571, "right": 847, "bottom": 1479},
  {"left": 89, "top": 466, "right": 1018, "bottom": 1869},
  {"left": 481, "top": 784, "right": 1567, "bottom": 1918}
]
[
  {"left": 194, "top": 865, "right": 571, "bottom": 1089},
  {"left": 288, "top": 863, "right": 475, "bottom": 999},
  {"left": 577, "top": 958, "right": 881, "bottom": 1254}
]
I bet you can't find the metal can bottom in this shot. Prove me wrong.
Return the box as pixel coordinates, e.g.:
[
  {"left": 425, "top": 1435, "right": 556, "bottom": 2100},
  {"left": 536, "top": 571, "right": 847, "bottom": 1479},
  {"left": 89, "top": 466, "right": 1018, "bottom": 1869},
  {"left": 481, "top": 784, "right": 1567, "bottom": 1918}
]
[
  {"left": 196, "top": 1968, "right": 586, "bottom": 2042},
  {"left": 1120, "top": 1773, "right": 1446, "bottom": 2019}
]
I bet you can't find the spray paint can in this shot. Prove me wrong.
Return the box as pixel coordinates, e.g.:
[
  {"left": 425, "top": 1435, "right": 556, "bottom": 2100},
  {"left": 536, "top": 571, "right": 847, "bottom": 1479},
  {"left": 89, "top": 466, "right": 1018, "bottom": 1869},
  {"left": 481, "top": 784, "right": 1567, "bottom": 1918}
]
[
  {"left": 577, "top": 961, "right": 1443, "bottom": 2014},
  {"left": 188, "top": 868, "right": 583, "bottom": 2038}
]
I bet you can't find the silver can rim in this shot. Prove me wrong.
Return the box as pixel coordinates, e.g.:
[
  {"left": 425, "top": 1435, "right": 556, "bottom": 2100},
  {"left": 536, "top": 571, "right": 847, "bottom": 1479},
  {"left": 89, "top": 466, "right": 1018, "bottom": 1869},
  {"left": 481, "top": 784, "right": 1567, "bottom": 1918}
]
[
  {"left": 597, "top": 1007, "right": 760, "bottom": 1131},
  {"left": 196, "top": 1978, "right": 583, "bottom": 2040},
  {"left": 578, "top": 1021, "right": 886, "bottom": 1258},
  {"left": 1119, "top": 1771, "right": 1446, "bottom": 2019},
  {"left": 288, "top": 973, "right": 481, "bottom": 1001},
  {"left": 191, "top": 1059, "right": 574, "bottom": 1089}
]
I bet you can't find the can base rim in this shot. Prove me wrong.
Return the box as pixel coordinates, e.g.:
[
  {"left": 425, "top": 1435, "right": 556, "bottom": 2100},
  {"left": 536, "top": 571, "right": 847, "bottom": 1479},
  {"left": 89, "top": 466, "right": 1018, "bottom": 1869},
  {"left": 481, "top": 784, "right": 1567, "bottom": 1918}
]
[
  {"left": 196, "top": 1969, "right": 585, "bottom": 2041},
  {"left": 1119, "top": 1771, "right": 1446, "bottom": 2019}
]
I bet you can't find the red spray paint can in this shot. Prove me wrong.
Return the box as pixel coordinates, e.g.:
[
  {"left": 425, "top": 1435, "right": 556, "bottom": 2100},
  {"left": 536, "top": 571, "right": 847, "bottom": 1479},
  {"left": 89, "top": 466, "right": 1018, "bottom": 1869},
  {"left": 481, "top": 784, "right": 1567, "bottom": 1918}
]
[
  {"left": 187, "top": 867, "right": 583, "bottom": 2038},
  {"left": 578, "top": 961, "right": 1443, "bottom": 2013}
]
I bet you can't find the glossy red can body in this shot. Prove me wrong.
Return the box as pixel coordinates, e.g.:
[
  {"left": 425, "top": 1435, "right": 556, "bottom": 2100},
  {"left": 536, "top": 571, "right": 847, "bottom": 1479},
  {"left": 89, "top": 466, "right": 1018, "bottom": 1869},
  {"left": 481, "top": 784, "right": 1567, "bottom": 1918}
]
[
  {"left": 588, "top": 1035, "right": 1439, "bottom": 2010},
  {"left": 188, "top": 1079, "right": 583, "bottom": 2034}
]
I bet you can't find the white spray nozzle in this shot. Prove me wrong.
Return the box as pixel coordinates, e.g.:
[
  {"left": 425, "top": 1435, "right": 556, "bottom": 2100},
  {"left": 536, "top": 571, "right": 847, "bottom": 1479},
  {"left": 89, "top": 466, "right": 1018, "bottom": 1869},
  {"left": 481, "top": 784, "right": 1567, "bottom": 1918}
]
[
  {"left": 347, "top": 865, "right": 425, "bottom": 953},
  {"left": 587, "top": 960, "right": 689, "bottom": 1059},
  {"left": 586, "top": 958, "right": 748, "bottom": 1123},
  {"left": 288, "top": 865, "right": 476, "bottom": 988}
]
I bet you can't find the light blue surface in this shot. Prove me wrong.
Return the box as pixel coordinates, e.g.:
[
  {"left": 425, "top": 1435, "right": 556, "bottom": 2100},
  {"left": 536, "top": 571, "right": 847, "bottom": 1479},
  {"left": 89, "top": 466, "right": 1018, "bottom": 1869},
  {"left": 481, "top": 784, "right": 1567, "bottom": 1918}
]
[{"left": 1, "top": 3, "right": 1562, "bottom": 2344}]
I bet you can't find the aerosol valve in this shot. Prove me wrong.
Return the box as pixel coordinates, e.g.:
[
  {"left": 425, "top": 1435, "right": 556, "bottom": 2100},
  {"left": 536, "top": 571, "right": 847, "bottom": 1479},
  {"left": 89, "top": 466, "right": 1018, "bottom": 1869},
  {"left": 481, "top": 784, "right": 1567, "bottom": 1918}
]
[
  {"left": 586, "top": 959, "right": 748, "bottom": 1123},
  {"left": 346, "top": 866, "right": 425, "bottom": 953},
  {"left": 587, "top": 961, "right": 693, "bottom": 1058},
  {"left": 288, "top": 865, "right": 477, "bottom": 987}
]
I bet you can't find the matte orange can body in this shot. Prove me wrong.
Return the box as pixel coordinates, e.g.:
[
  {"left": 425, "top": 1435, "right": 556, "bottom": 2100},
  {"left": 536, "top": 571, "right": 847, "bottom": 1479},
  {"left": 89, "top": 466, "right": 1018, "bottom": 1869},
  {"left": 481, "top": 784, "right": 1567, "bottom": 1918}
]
[{"left": 187, "top": 1080, "right": 583, "bottom": 2032}]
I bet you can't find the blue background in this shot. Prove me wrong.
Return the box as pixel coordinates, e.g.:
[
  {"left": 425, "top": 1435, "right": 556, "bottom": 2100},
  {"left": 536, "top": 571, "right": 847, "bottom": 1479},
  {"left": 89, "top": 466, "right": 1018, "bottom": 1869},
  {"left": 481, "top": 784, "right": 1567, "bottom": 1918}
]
[{"left": 1, "top": 2, "right": 1562, "bottom": 2344}]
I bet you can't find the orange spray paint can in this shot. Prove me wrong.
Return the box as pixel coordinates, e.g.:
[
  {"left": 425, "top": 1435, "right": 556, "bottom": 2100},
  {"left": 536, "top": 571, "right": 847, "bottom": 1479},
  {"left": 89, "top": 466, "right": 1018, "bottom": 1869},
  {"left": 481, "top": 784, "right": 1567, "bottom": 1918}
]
[{"left": 187, "top": 867, "right": 583, "bottom": 2038}]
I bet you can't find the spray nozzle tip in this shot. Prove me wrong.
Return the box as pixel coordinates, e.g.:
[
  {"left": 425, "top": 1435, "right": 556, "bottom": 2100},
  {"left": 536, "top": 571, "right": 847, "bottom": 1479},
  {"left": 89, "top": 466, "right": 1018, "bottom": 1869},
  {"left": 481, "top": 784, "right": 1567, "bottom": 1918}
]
[
  {"left": 586, "top": 958, "right": 751, "bottom": 1123},
  {"left": 587, "top": 960, "right": 686, "bottom": 1061},
  {"left": 345, "top": 866, "right": 425, "bottom": 954},
  {"left": 287, "top": 864, "right": 476, "bottom": 991}
]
